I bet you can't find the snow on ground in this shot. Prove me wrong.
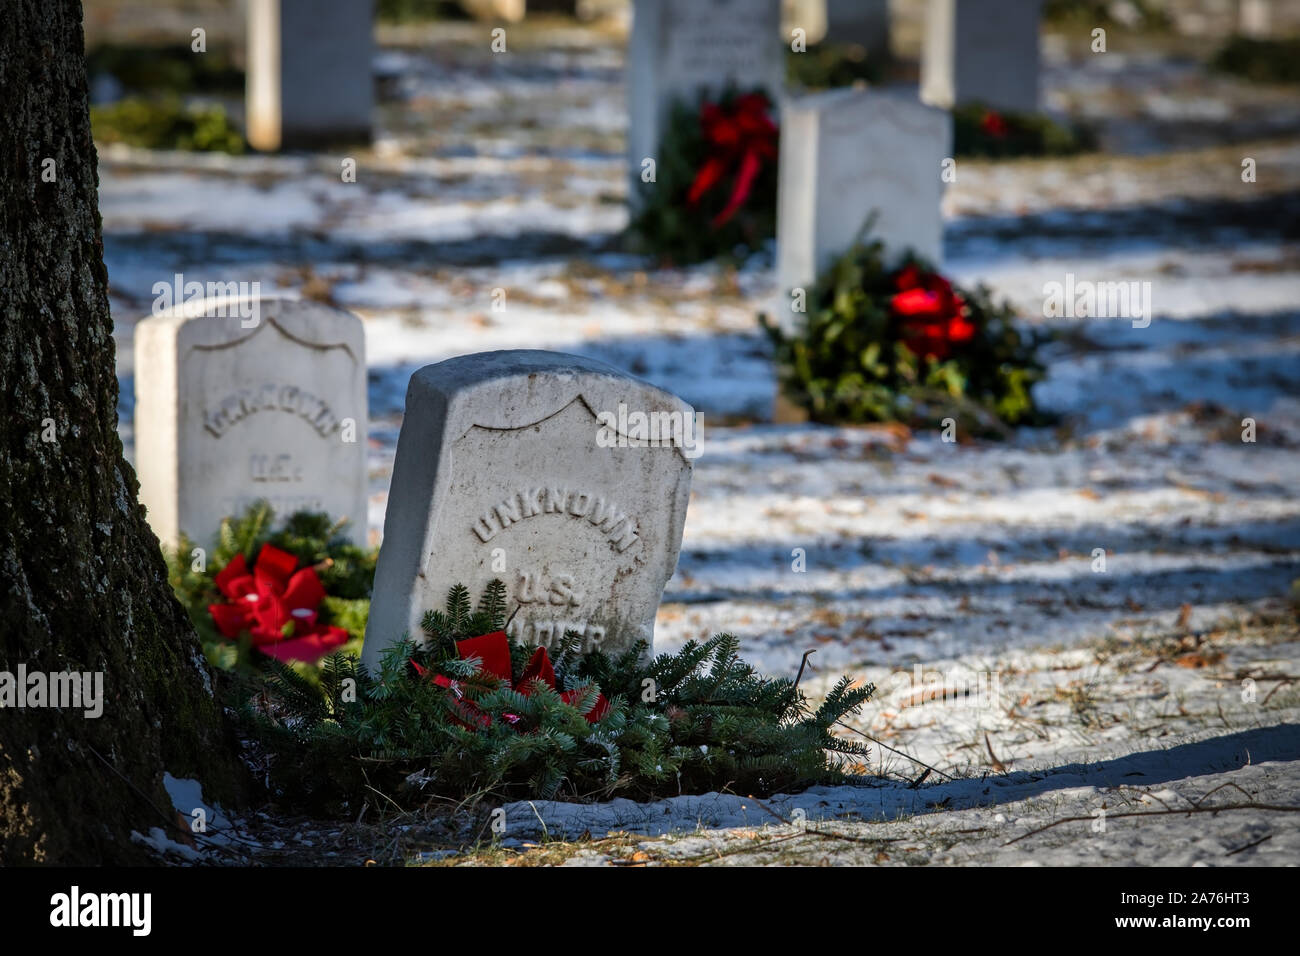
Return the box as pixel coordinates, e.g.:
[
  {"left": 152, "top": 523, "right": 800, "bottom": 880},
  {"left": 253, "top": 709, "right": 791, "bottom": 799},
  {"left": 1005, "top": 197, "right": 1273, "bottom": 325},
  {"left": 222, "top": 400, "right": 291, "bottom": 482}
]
[{"left": 101, "top": 23, "right": 1300, "bottom": 864}]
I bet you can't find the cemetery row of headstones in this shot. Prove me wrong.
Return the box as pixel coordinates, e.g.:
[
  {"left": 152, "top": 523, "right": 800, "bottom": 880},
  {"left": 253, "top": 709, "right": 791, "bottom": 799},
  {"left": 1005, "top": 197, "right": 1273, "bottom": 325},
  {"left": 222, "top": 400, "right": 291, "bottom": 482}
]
[
  {"left": 243, "top": 0, "right": 1042, "bottom": 316},
  {"left": 249, "top": 0, "right": 1043, "bottom": 152},
  {"left": 134, "top": 299, "right": 693, "bottom": 664},
  {"left": 626, "top": 0, "right": 1038, "bottom": 327},
  {"left": 135, "top": 0, "right": 1046, "bottom": 661}
]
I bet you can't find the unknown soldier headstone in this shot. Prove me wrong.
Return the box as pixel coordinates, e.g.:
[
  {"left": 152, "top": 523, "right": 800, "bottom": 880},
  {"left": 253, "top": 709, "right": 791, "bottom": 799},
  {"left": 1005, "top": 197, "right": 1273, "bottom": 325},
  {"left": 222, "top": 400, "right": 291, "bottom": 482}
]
[
  {"left": 627, "top": 0, "right": 783, "bottom": 208},
  {"left": 920, "top": 0, "right": 1042, "bottom": 113},
  {"left": 776, "top": 86, "right": 950, "bottom": 330},
  {"left": 246, "top": 0, "right": 375, "bottom": 151},
  {"left": 134, "top": 296, "right": 368, "bottom": 549},
  {"left": 362, "top": 351, "right": 696, "bottom": 670}
]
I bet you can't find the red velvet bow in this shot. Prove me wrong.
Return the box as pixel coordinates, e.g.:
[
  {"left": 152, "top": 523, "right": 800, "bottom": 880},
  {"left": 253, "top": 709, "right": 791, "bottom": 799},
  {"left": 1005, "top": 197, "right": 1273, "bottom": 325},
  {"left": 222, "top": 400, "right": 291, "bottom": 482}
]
[
  {"left": 207, "top": 543, "right": 349, "bottom": 663},
  {"left": 890, "top": 264, "right": 975, "bottom": 361},
  {"left": 685, "top": 92, "right": 777, "bottom": 229},
  {"left": 412, "top": 630, "right": 610, "bottom": 728}
]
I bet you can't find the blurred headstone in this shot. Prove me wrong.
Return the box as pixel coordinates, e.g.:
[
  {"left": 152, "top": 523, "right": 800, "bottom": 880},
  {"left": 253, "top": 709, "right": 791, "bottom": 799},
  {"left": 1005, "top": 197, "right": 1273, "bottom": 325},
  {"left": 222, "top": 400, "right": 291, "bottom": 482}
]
[
  {"left": 776, "top": 87, "right": 950, "bottom": 331},
  {"left": 134, "top": 297, "right": 369, "bottom": 548},
  {"left": 246, "top": 0, "right": 374, "bottom": 150},
  {"left": 784, "top": 0, "right": 829, "bottom": 44},
  {"left": 1238, "top": 0, "right": 1270, "bottom": 38},
  {"left": 921, "top": 0, "right": 1041, "bottom": 113},
  {"left": 627, "top": 0, "right": 783, "bottom": 208},
  {"left": 460, "top": 0, "right": 527, "bottom": 20}
]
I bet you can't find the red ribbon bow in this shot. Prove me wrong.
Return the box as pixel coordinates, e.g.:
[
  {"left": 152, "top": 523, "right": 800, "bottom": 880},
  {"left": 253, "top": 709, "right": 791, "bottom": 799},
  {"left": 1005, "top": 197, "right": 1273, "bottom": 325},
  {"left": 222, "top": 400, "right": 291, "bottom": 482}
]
[
  {"left": 890, "top": 264, "right": 975, "bottom": 361},
  {"left": 980, "top": 109, "right": 1010, "bottom": 139},
  {"left": 412, "top": 630, "right": 610, "bottom": 729},
  {"left": 207, "top": 543, "right": 349, "bottom": 663},
  {"left": 685, "top": 92, "right": 777, "bottom": 229}
]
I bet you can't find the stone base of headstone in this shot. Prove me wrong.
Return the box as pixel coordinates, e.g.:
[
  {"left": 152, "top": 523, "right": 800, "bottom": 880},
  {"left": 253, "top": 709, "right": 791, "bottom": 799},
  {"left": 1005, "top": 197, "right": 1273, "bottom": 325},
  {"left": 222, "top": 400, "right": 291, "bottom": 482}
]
[{"left": 363, "top": 350, "right": 695, "bottom": 670}]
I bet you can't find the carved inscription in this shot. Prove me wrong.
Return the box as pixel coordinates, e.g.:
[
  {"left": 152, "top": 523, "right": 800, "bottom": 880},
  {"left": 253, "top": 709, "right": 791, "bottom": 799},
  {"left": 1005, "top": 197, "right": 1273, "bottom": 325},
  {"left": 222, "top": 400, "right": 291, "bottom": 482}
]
[
  {"left": 204, "top": 384, "right": 340, "bottom": 439},
  {"left": 471, "top": 487, "right": 640, "bottom": 553},
  {"left": 506, "top": 615, "right": 607, "bottom": 652},
  {"left": 516, "top": 571, "right": 583, "bottom": 607},
  {"left": 250, "top": 453, "right": 303, "bottom": 482}
]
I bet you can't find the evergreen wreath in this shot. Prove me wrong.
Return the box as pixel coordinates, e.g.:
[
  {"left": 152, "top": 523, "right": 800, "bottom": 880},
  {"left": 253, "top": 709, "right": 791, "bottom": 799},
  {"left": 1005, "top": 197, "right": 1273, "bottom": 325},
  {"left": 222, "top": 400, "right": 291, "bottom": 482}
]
[
  {"left": 761, "top": 222, "right": 1048, "bottom": 436},
  {"left": 627, "top": 86, "right": 779, "bottom": 265},
  {"left": 953, "top": 102, "right": 1095, "bottom": 159},
  {"left": 236, "top": 581, "right": 876, "bottom": 812},
  {"left": 167, "top": 500, "right": 376, "bottom": 671}
]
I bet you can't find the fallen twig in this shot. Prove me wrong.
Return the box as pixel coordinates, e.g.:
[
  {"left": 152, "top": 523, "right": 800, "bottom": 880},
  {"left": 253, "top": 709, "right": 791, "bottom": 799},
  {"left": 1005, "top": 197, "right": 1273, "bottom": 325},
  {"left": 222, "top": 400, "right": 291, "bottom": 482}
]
[
  {"left": 1226, "top": 833, "right": 1272, "bottom": 856},
  {"left": 1003, "top": 803, "right": 1300, "bottom": 846},
  {"left": 833, "top": 719, "right": 955, "bottom": 781}
]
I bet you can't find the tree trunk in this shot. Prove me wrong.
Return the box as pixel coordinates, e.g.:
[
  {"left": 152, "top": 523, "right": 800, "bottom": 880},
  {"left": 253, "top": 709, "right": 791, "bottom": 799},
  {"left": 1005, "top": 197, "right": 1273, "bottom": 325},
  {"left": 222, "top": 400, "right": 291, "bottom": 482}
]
[{"left": 0, "top": 0, "right": 244, "bottom": 864}]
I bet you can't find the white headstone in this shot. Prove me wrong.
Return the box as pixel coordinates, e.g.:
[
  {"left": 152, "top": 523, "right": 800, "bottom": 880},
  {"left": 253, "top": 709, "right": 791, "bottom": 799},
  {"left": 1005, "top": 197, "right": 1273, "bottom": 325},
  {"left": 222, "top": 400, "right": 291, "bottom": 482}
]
[
  {"left": 627, "top": 0, "right": 783, "bottom": 207},
  {"left": 784, "top": 0, "right": 828, "bottom": 45},
  {"left": 134, "top": 296, "right": 369, "bottom": 549},
  {"left": 776, "top": 87, "right": 951, "bottom": 327},
  {"left": 459, "top": 0, "right": 527, "bottom": 21},
  {"left": 246, "top": 0, "right": 375, "bottom": 151},
  {"left": 362, "top": 351, "right": 695, "bottom": 669},
  {"left": 920, "top": 0, "right": 1042, "bottom": 113},
  {"left": 1238, "top": 0, "right": 1270, "bottom": 38}
]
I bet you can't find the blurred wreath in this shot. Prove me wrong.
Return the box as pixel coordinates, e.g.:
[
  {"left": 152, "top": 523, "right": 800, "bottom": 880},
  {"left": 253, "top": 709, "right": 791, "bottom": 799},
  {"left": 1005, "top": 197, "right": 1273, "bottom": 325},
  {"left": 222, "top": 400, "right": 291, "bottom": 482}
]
[
  {"left": 627, "top": 87, "right": 779, "bottom": 265},
  {"left": 761, "top": 223, "right": 1049, "bottom": 437}
]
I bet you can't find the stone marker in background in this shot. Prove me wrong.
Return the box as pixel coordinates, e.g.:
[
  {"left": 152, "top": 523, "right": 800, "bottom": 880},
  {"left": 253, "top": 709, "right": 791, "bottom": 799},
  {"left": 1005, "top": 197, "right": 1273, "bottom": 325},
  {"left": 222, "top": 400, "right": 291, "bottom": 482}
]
[
  {"left": 363, "top": 351, "right": 695, "bottom": 669},
  {"left": 246, "top": 0, "right": 375, "bottom": 151},
  {"left": 783, "top": 0, "right": 828, "bottom": 44},
  {"left": 459, "top": 0, "right": 528, "bottom": 21},
  {"left": 1238, "top": 0, "right": 1270, "bottom": 38},
  {"left": 776, "top": 86, "right": 950, "bottom": 330},
  {"left": 135, "top": 296, "right": 368, "bottom": 549},
  {"left": 627, "top": 0, "right": 783, "bottom": 207},
  {"left": 920, "top": 0, "right": 1042, "bottom": 113}
]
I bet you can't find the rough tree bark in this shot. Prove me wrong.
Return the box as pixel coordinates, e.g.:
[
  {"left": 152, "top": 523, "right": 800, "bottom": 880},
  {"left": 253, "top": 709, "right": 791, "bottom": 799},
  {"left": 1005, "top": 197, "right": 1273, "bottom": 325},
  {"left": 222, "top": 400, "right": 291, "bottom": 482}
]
[{"left": 0, "top": 0, "right": 244, "bottom": 863}]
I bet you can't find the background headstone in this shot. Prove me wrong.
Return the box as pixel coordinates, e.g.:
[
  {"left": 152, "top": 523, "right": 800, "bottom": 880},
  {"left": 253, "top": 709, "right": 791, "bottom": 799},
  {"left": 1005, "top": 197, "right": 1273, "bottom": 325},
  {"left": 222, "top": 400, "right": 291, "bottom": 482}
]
[
  {"left": 627, "top": 0, "right": 783, "bottom": 208},
  {"left": 134, "top": 296, "right": 368, "bottom": 549},
  {"left": 1238, "top": 0, "right": 1270, "bottom": 38},
  {"left": 783, "top": 0, "right": 828, "bottom": 44},
  {"left": 776, "top": 86, "right": 951, "bottom": 330},
  {"left": 920, "top": 0, "right": 1042, "bottom": 113},
  {"left": 459, "top": 0, "right": 528, "bottom": 21},
  {"left": 246, "top": 0, "right": 375, "bottom": 151},
  {"left": 363, "top": 350, "right": 694, "bottom": 669}
]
